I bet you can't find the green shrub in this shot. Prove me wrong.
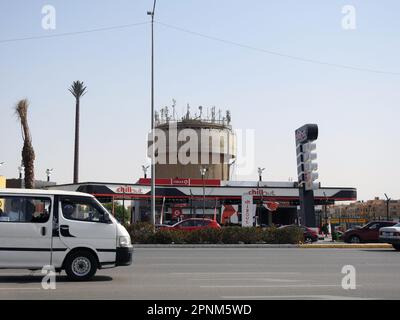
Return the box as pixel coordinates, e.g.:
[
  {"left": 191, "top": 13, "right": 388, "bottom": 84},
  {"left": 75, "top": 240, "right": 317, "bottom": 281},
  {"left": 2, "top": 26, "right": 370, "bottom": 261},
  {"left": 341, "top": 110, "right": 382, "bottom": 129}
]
[
  {"left": 271, "top": 226, "right": 304, "bottom": 244},
  {"left": 185, "top": 228, "right": 223, "bottom": 244},
  {"left": 126, "top": 222, "right": 304, "bottom": 244},
  {"left": 147, "top": 229, "right": 186, "bottom": 244},
  {"left": 125, "top": 222, "right": 154, "bottom": 244},
  {"left": 220, "top": 227, "right": 242, "bottom": 244}
]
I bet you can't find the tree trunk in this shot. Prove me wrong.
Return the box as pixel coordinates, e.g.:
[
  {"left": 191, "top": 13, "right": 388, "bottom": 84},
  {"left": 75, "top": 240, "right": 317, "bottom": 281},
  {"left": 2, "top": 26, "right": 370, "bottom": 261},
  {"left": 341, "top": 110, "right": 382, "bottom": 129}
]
[{"left": 23, "top": 144, "right": 35, "bottom": 189}]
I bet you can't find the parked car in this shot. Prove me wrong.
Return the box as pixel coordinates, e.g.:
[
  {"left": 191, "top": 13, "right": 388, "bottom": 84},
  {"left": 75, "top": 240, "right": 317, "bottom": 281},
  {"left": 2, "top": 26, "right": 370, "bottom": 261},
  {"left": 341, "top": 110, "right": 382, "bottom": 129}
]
[
  {"left": 342, "top": 221, "right": 397, "bottom": 243},
  {"left": 279, "top": 225, "right": 318, "bottom": 243},
  {"left": 159, "top": 218, "right": 221, "bottom": 232},
  {"left": 0, "top": 188, "right": 133, "bottom": 281},
  {"left": 379, "top": 223, "right": 400, "bottom": 250}
]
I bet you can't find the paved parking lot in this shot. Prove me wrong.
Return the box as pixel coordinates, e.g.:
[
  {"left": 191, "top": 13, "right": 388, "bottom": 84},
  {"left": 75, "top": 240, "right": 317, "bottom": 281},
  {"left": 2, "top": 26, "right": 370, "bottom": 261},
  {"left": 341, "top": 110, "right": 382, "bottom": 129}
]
[{"left": 0, "top": 247, "right": 399, "bottom": 300}]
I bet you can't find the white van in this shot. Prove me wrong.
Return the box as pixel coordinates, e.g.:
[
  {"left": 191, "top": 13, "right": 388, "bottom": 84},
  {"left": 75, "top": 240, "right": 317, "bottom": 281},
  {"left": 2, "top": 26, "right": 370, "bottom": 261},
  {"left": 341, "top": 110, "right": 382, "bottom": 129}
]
[{"left": 0, "top": 189, "right": 133, "bottom": 281}]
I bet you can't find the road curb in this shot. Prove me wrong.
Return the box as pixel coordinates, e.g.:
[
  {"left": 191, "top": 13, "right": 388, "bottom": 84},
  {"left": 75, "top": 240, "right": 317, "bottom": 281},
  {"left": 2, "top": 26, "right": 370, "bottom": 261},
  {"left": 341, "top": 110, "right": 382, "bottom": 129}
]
[
  {"left": 299, "top": 243, "right": 393, "bottom": 249},
  {"left": 132, "top": 243, "right": 394, "bottom": 249},
  {"left": 133, "top": 244, "right": 299, "bottom": 248}
]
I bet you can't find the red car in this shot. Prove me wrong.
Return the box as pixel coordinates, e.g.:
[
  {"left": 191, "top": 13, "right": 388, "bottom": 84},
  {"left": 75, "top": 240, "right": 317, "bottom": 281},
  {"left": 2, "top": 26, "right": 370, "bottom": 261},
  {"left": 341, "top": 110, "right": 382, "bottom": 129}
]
[
  {"left": 160, "top": 218, "right": 221, "bottom": 231},
  {"left": 342, "top": 221, "right": 397, "bottom": 243}
]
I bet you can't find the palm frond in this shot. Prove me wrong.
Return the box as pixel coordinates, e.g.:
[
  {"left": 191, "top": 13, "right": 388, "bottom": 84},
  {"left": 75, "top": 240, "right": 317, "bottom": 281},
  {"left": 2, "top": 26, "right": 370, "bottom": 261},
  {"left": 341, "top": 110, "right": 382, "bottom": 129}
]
[{"left": 69, "top": 80, "right": 87, "bottom": 98}]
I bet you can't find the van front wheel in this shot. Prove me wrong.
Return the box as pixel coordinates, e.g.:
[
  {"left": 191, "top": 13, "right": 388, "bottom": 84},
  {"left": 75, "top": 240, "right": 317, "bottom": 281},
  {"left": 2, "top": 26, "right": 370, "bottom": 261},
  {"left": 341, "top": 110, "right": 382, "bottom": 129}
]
[{"left": 65, "top": 251, "right": 97, "bottom": 281}]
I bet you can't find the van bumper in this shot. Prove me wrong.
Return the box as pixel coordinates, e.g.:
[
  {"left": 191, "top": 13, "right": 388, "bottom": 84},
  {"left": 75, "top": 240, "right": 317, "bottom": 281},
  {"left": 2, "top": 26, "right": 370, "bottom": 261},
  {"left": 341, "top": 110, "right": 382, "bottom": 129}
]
[{"left": 116, "top": 246, "right": 133, "bottom": 266}]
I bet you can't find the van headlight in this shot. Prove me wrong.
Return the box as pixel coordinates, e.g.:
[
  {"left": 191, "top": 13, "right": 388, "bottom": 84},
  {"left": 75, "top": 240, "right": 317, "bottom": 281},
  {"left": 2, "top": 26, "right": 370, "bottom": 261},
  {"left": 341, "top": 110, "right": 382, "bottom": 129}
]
[{"left": 119, "top": 236, "right": 131, "bottom": 247}]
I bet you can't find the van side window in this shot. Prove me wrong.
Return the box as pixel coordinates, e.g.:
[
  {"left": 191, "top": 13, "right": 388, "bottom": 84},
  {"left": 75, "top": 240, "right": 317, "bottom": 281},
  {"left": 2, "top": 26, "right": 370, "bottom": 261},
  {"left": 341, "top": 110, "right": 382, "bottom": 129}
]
[
  {"left": 60, "top": 197, "right": 105, "bottom": 223},
  {"left": 0, "top": 196, "right": 51, "bottom": 223}
]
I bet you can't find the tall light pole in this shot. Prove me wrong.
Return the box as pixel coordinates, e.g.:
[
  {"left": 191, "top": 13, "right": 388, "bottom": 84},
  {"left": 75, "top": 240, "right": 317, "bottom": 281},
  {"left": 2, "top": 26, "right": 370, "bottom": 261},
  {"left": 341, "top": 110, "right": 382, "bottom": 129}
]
[
  {"left": 257, "top": 168, "right": 265, "bottom": 226},
  {"left": 323, "top": 191, "right": 328, "bottom": 225},
  {"left": 147, "top": 0, "right": 157, "bottom": 225},
  {"left": 142, "top": 165, "right": 150, "bottom": 179},
  {"left": 200, "top": 167, "right": 208, "bottom": 218},
  {"left": 18, "top": 164, "right": 25, "bottom": 188},
  {"left": 384, "top": 193, "right": 391, "bottom": 221},
  {"left": 46, "top": 168, "right": 54, "bottom": 182},
  {"left": 257, "top": 167, "right": 265, "bottom": 182}
]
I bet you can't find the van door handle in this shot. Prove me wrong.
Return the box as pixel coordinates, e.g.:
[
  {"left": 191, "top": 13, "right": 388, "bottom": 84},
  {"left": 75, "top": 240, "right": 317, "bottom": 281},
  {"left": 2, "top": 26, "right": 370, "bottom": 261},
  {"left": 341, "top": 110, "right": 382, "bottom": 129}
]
[
  {"left": 41, "top": 226, "right": 46, "bottom": 236},
  {"left": 60, "top": 225, "right": 75, "bottom": 238}
]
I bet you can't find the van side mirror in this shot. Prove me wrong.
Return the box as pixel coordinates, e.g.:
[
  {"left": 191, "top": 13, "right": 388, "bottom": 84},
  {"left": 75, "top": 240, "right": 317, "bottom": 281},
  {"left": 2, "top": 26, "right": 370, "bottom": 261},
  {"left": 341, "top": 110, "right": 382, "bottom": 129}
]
[{"left": 101, "top": 213, "right": 112, "bottom": 224}]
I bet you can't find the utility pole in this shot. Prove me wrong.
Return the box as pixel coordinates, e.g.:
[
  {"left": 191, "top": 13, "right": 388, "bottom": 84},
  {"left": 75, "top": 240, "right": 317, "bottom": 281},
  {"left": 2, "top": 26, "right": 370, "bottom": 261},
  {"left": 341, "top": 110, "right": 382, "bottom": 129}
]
[
  {"left": 385, "top": 193, "right": 391, "bottom": 220},
  {"left": 257, "top": 167, "right": 265, "bottom": 226},
  {"left": 200, "top": 167, "right": 208, "bottom": 218},
  {"left": 147, "top": 0, "right": 157, "bottom": 226}
]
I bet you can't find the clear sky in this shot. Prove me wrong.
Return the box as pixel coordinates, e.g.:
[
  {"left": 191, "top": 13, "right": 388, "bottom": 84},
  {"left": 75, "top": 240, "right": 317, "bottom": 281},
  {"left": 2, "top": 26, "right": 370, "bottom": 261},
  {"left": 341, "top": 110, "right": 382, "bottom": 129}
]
[{"left": 0, "top": 0, "right": 399, "bottom": 201}]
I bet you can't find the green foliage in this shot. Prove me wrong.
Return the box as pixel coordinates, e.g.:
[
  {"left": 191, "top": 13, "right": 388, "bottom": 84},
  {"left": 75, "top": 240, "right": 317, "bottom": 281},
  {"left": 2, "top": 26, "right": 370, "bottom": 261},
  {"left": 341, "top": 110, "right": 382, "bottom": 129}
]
[
  {"left": 103, "top": 202, "right": 130, "bottom": 224},
  {"left": 148, "top": 230, "right": 186, "bottom": 244},
  {"left": 126, "top": 223, "right": 304, "bottom": 244},
  {"left": 125, "top": 221, "right": 154, "bottom": 243},
  {"left": 184, "top": 228, "right": 223, "bottom": 244}
]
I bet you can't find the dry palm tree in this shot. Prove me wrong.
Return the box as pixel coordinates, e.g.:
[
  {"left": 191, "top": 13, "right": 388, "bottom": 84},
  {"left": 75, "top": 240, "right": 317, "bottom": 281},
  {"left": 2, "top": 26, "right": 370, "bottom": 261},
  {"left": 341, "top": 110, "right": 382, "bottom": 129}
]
[
  {"left": 15, "top": 99, "right": 35, "bottom": 189},
  {"left": 69, "top": 81, "right": 87, "bottom": 184}
]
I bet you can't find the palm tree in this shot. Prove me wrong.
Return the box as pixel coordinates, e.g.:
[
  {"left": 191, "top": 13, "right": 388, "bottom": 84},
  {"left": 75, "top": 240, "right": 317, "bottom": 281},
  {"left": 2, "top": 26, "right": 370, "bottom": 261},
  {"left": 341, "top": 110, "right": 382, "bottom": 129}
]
[
  {"left": 15, "top": 99, "right": 35, "bottom": 189},
  {"left": 69, "top": 81, "right": 87, "bottom": 184}
]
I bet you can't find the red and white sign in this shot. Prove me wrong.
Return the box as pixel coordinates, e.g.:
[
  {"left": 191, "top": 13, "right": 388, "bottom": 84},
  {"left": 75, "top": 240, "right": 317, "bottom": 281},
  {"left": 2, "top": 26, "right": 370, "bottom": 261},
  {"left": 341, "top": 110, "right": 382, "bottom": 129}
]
[
  {"left": 172, "top": 208, "right": 183, "bottom": 219},
  {"left": 263, "top": 201, "right": 279, "bottom": 212},
  {"left": 137, "top": 178, "right": 220, "bottom": 187},
  {"left": 114, "top": 186, "right": 147, "bottom": 194},
  {"left": 241, "top": 194, "right": 254, "bottom": 227},
  {"left": 221, "top": 205, "right": 239, "bottom": 224}
]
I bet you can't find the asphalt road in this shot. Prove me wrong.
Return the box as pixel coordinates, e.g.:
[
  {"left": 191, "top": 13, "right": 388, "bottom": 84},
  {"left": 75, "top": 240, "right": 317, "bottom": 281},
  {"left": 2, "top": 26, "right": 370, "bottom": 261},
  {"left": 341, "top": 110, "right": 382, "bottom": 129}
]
[{"left": 0, "top": 247, "right": 400, "bottom": 300}]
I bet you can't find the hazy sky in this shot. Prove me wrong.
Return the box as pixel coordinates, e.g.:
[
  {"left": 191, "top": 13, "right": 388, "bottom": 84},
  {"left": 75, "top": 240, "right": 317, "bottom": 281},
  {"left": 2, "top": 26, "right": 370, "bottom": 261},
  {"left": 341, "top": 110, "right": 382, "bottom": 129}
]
[{"left": 1, "top": 0, "right": 399, "bottom": 201}]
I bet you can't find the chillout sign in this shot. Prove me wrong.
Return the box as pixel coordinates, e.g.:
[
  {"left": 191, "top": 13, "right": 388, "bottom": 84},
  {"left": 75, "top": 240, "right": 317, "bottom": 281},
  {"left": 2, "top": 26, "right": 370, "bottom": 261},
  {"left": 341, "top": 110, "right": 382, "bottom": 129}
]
[
  {"left": 115, "top": 186, "right": 146, "bottom": 194},
  {"left": 295, "top": 124, "right": 318, "bottom": 144},
  {"left": 248, "top": 189, "right": 276, "bottom": 197}
]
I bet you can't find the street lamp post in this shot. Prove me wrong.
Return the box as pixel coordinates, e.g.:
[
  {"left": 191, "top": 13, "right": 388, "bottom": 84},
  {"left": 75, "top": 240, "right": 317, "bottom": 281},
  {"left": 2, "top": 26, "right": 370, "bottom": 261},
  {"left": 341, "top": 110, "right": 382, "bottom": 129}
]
[
  {"left": 46, "top": 168, "right": 54, "bottom": 182},
  {"left": 142, "top": 165, "right": 149, "bottom": 179},
  {"left": 384, "top": 193, "right": 391, "bottom": 221},
  {"left": 18, "top": 165, "right": 25, "bottom": 188},
  {"left": 200, "top": 167, "right": 208, "bottom": 218},
  {"left": 257, "top": 167, "right": 265, "bottom": 182},
  {"left": 122, "top": 188, "right": 126, "bottom": 225},
  {"left": 257, "top": 167, "right": 265, "bottom": 227},
  {"left": 147, "top": 0, "right": 157, "bottom": 226},
  {"left": 323, "top": 192, "right": 328, "bottom": 224}
]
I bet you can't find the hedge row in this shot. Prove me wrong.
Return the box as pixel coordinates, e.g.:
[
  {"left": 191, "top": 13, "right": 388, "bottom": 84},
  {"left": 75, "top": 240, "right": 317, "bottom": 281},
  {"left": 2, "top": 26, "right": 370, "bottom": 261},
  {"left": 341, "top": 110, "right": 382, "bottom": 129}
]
[{"left": 125, "top": 222, "right": 304, "bottom": 244}]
